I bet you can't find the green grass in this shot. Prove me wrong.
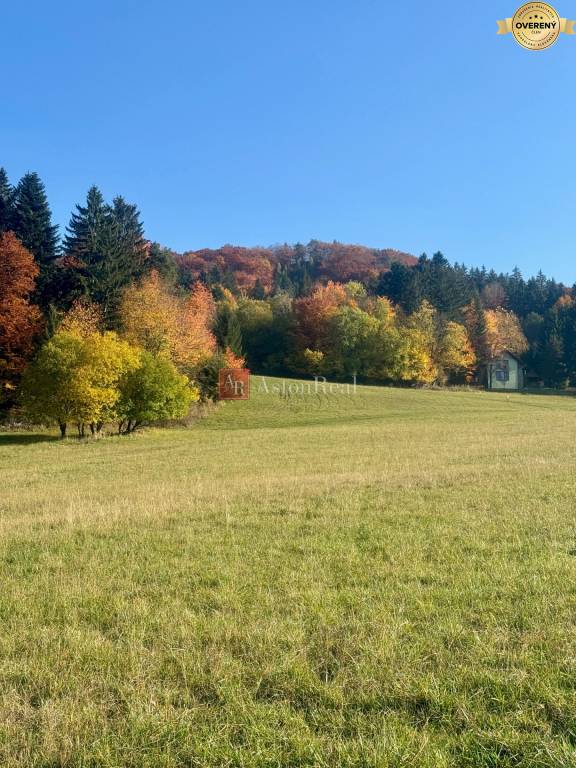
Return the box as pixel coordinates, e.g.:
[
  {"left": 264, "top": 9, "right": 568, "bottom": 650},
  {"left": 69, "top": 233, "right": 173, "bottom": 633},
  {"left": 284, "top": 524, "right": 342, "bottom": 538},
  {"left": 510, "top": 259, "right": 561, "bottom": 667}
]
[{"left": 1, "top": 379, "right": 576, "bottom": 767}]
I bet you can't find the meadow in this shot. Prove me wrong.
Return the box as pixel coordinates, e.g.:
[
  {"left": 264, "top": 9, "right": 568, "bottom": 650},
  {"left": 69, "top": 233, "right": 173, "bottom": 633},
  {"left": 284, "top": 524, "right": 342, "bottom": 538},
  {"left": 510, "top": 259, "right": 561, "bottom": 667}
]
[{"left": 1, "top": 379, "right": 576, "bottom": 767}]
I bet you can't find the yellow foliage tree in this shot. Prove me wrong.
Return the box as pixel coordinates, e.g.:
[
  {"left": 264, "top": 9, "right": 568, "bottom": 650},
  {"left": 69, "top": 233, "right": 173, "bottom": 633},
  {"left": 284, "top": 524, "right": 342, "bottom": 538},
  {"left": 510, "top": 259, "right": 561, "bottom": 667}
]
[
  {"left": 399, "top": 301, "right": 476, "bottom": 384},
  {"left": 120, "top": 271, "right": 216, "bottom": 372},
  {"left": 22, "top": 330, "right": 139, "bottom": 436},
  {"left": 484, "top": 308, "right": 528, "bottom": 359},
  {"left": 437, "top": 321, "right": 476, "bottom": 383},
  {"left": 59, "top": 299, "right": 103, "bottom": 338},
  {"left": 75, "top": 332, "right": 140, "bottom": 430}
]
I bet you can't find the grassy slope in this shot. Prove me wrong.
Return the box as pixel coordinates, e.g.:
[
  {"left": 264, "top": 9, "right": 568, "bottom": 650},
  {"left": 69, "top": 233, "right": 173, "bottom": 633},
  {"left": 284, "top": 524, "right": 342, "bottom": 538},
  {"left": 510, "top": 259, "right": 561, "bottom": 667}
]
[{"left": 1, "top": 381, "right": 576, "bottom": 767}]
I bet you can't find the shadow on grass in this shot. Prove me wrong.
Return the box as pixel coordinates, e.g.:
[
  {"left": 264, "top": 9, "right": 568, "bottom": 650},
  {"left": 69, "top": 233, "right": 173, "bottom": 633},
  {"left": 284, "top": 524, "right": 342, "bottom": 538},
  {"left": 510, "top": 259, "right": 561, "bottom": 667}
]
[{"left": 0, "top": 433, "right": 59, "bottom": 446}]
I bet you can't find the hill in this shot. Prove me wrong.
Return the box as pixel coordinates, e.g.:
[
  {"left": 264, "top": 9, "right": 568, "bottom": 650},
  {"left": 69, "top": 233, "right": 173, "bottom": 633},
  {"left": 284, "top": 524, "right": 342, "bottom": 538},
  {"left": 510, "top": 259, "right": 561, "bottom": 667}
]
[{"left": 175, "top": 240, "right": 418, "bottom": 293}]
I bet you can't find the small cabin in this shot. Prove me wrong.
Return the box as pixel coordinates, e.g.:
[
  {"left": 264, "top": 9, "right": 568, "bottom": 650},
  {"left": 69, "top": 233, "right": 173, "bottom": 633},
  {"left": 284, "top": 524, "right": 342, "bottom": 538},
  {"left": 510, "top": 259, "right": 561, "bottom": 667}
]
[{"left": 486, "top": 351, "right": 524, "bottom": 391}]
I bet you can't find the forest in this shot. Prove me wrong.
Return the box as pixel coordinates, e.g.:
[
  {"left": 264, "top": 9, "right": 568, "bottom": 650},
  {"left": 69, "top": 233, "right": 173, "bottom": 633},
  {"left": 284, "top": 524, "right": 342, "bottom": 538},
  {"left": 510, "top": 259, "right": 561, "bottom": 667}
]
[{"left": 1, "top": 167, "right": 575, "bottom": 434}]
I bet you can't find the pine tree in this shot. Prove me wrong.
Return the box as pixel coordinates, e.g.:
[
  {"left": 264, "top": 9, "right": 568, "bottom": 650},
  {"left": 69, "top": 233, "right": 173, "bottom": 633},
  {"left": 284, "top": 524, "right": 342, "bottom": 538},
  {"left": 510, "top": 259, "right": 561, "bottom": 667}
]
[
  {"left": 110, "top": 196, "right": 147, "bottom": 277},
  {"left": 463, "top": 294, "right": 488, "bottom": 365},
  {"left": 0, "top": 168, "right": 15, "bottom": 233},
  {"left": 225, "top": 312, "right": 244, "bottom": 358},
  {"left": 12, "top": 172, "right": 59, "bottom": 264},
  {"left": 147, "top": 242, "right": 178, "bottom": 284},
  {"left": 63, "top": 185, "right": 107, "bottom": 258},
  {"left": 251, "top": 278, "right": 266, "bottom": 299},
  {"left": 64, "top": 187, "right": 148, "bottom": 326}
]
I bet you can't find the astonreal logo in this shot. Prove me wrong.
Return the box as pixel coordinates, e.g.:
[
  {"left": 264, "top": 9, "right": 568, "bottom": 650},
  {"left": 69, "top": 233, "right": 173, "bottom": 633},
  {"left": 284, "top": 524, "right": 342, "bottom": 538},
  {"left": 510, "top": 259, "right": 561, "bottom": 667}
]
[
  {"left": 497, "top": 2, "right": 575, "bottom": 49},
  {"left": 218, "top": 369, "right": 250, "bottom": 400}
]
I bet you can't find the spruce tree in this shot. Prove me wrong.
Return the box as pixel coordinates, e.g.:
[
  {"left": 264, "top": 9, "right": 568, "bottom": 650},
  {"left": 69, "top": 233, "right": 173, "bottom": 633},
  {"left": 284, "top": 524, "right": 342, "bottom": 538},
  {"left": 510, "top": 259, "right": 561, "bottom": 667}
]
[
  {"left": 0, "top": 168, "right": 15, "bottom": 233},
  {"left": 110, "top": 196, "right": 147, "bottom": 277},
  {"left": 225, "top": 312, "right": 244, "bottom": 357},
  {"left": 12, "top": 172, "right": 59, "bottom": 264},
  {"left": 251, "top": 278, "right": 266, "bottom": 300},
  {"left": 64, "top": 187, "right": 148, "bottom": 326},
  {"left": 63, "top": 185, "right": 108, "bottom": 258},
  {"left": 148, "top": 242, "right": 178, "bottom": 284}
]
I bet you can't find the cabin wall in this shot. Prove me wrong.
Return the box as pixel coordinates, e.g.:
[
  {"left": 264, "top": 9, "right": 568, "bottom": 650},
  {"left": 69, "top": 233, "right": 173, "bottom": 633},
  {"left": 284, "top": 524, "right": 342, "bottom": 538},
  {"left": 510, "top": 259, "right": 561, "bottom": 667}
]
[{"left": 487, "top": 356, "right": 522, "bottom": 391}]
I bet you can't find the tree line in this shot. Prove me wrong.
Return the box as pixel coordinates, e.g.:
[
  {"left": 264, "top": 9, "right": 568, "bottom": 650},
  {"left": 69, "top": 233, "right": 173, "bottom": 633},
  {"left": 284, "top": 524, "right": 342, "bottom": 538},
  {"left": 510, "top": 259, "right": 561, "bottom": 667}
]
[{"left": 1, "top": 167, "right": 575, "bottom": 436}]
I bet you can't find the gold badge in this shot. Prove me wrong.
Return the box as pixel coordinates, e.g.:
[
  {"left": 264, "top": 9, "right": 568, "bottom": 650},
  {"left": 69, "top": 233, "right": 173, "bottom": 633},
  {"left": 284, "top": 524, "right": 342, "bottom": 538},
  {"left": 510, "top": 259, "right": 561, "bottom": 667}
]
[{"left": 497, "top": 2, "right": 575, "bottom": 49}]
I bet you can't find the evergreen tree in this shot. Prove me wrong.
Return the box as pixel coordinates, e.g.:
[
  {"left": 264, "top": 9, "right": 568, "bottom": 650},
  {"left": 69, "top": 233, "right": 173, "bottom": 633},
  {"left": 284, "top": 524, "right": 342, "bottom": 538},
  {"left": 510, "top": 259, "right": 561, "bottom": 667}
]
[
  {"left": 12, "top": 172, "right": 59, "bottom": 264},
  {"left": 63, "top": 185, "right": 108, "bottom": 258},
  {"left": 225, "top": 311, "right": 244, "bottom": 358},
  {"left": 275, "top": 263, "right": 294, "bottom": 295},
  {"left": 537, "top": 326, "right": 566, "bottom": 386},
  {"left": 147, "top": 242, "right": 178, "bottom": 285},
  {"left": 221, "top": 269, "right": 238, "bottom": 294},
  {"left": 463, "top": 293, "right": 488, "bottom": 366},
  {"left": 64, "top": 187, "right": 147, "bottom": 326},
  {"left": 0, "top": 168, "right": 15, "bottom": 233},
  {"left": 300, "top": 265, "right": 313, "bottom": 297},
  {"left": 378, "top": 262, "right": 421, "bottom": 312},
  {"left": 419, "top": 252, "right": 472, "bottom": 316},
  {"left": 110, "top": 196, "right": 147, "bottom": 276},
  {"left": 507, "top": 266, "right": 526, "bottom": 316},
  {"left": 251, "top": 278, "right": 266, "bottom": 299}
]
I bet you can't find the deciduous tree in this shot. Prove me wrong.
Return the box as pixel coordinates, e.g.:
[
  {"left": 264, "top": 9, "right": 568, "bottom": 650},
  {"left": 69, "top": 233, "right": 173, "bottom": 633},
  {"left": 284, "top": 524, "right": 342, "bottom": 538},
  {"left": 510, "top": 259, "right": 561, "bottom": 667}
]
[
  {"left": 118, "top": 351, "right": 198, "bottom": 433},
  {"left": 0, "top": 232, "right": 43, "bottom": 397},
  {"left": 484, "top": 308, "right": 528, "bottom": 359},
  {"left": 120, "top": 272, "right": 216, "bottom": 373},
  {"left": 22, "top": 330, "right": 139, "bottom": 436}
]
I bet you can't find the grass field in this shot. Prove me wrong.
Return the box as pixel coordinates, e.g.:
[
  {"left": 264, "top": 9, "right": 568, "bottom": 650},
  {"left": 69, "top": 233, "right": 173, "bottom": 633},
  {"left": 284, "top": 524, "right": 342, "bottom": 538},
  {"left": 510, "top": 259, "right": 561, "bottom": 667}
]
[{"left": 1, "top": 379, "right": 576, "bottom": 767}]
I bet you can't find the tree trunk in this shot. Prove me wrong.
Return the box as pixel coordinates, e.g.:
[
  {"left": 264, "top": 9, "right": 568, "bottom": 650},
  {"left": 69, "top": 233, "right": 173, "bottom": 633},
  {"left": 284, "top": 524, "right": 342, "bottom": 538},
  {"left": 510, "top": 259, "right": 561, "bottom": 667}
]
[{"left": 59, "top": 422, "right": 67, "bottom": 438}]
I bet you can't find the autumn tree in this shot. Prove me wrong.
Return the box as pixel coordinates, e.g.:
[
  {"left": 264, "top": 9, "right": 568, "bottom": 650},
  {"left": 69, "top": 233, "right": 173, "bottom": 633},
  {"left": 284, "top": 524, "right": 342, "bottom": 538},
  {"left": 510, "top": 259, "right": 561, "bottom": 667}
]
[
  {"left": 400, "top": 301, "right": 438, "bottom": 383},
  {"left": 437, "top": 321, "right": 476, "bottom": 383},
  {"left": 120, "top": 272, "right": 216, "bottom": 374},
  {"left": 22, "top": 330, "right": 140, "bottom": 436},
  {"left": 59, "top": 299, "right": 103, "bottom": 337},
  {"left": 400, "top": 301, "right": 475, "bottom": 384},
  {"left": 21, "top": 331, "right": 84, "bottom": 436},
  {"left": 365, "top": 298, "right": 404, "bottom": 381},
  {"left": 176, "top": 283, "right": 217, "bottom": 369},
  {"left": 295, "top": 282, "right": 349, "bottom": 353},
  {"left": 484, "top": 308, "right": 528, "bottom": 359},
  {"left": 0, "top": 232, "right": 43, "bottom": 399}
]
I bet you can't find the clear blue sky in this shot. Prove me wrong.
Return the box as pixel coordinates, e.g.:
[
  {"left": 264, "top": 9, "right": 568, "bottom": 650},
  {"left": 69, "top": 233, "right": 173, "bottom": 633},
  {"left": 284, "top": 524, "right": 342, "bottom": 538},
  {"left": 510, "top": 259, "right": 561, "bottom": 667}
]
[{"left": 2, "top": 0, "right": 574, "bottom": 283}]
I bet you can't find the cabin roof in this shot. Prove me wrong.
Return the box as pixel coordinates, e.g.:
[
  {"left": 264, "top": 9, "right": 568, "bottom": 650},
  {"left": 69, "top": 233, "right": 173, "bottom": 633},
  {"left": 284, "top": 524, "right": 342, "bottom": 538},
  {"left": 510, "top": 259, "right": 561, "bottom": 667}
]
[{"left": 489, "top": 350, "right": 522, "bottom": 363}]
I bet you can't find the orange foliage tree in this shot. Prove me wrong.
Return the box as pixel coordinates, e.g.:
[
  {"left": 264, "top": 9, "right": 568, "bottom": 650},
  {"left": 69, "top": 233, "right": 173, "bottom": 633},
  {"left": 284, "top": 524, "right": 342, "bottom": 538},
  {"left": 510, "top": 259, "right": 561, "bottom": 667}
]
[
  {"left": 0, "top": 232, "right": 43, "bottom": 394},
  {"left": 294, "top": 281, "right": 349, "bottom": 353},
  {"left": 119, "top": 271, "right": 216, "bottom": 372},
  {"left": 178, "top": 246, "right": 274, "bottom": 294}
]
